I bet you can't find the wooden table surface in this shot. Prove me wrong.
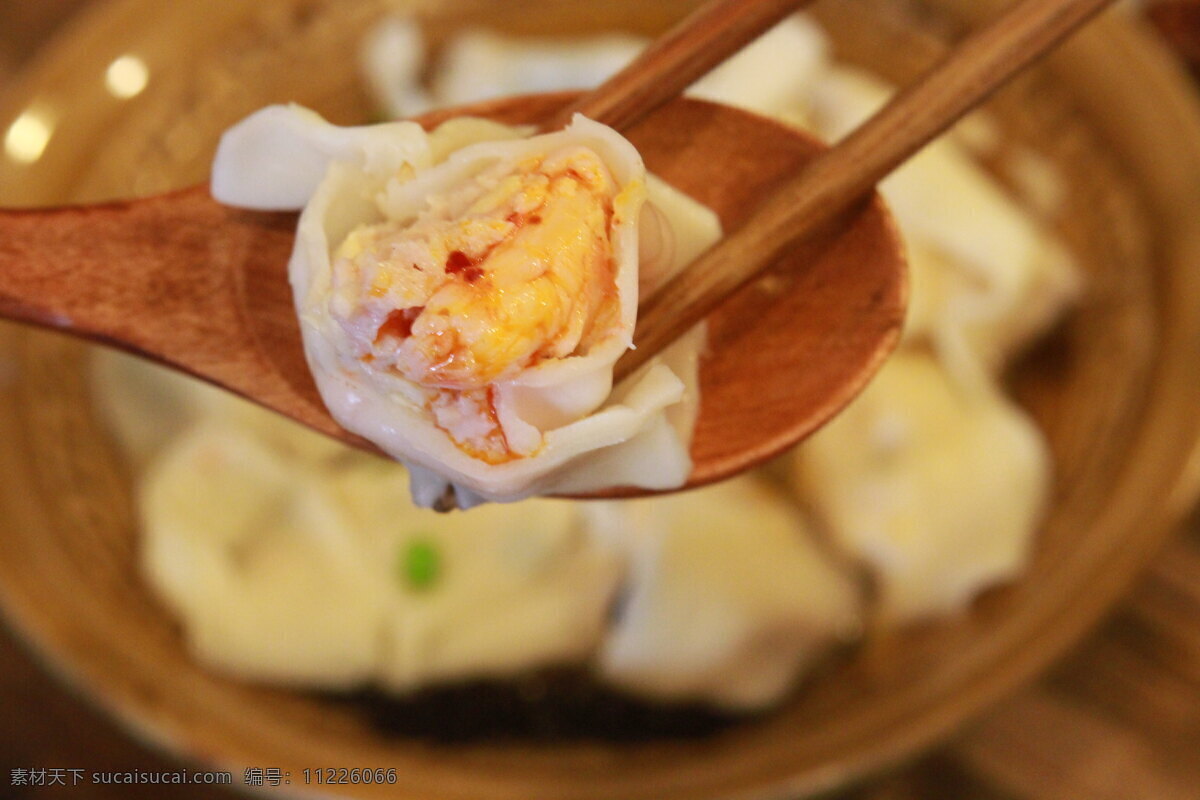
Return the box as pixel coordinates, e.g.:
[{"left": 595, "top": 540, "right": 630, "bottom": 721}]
[{"left": 2, "top": 2, "right": 1200, "bottom": 798}]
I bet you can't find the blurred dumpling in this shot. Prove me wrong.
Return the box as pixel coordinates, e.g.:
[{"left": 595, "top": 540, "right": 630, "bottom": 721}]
[
  {"left": 433, "top": 30, "right": 647, "bottom": 112},
  {"left": 315, "top": 459, "right": 621, "bottom": 689},
  {"left": 583, "top": 478, "right": 860, "bottom": 710},
  {"left": 139, "top": 415, "right": 859, "bottom": 704},
  {"left": 791, "top": 351, "right": 1051, "bottom": 623},
  {"left": 140, "top": 419, "right": 623, "bottom": 690},
  {"left": 359, "top": 16, "right": 434, "bottom": 118},
  {"left": 361, "top": 18, "right": 646, "bottom": 119},
  {"left": 364, "top": 15, "right": 829, "bottom": 128},
  {"left": 139, "top": 423, "right": 391, "bottom": 686},
  {"left": 808, "top": 67, "right": 1079, "bottom": 377},
  {"left": 687, "top": 15, "right": 829, "bottom": 127}
]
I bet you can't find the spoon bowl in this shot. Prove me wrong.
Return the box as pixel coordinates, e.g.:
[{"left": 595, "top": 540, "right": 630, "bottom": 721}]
[{"left": 0, "top": 92, "right": 906, "bottom": 496}]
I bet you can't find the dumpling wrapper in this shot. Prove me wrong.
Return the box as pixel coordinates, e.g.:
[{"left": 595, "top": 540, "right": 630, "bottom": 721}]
[
  {"left": 792, "top": 350, "right": 1051, "bottom": 624},
  {"left": 212, "top": 105, "right": 720, "bottom": 508},
  {"left": 583, "top": 477, "right": 860, "bottom": 710}
]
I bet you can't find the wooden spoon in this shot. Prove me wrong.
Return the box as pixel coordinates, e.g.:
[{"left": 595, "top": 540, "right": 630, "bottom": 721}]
[{"left": 0, "top": 0, "right": 1111, "bottom": 499}]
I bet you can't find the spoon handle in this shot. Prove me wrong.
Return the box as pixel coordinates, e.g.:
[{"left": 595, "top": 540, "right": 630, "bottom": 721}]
[
  {"left": 0, "top": 188, "right": 219, "bottom": 349},
  {"left": 0, "top": 186, "right": 295, "bottom": 387},
  {"left": 548, "top": 0, "right": 815, "bottom": 131},
  {"left": 616, "top": 0, "right": 1116, "bottom": 381}
]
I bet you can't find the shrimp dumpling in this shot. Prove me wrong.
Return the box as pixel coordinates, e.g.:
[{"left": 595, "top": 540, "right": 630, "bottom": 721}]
[{"left": 213, "top": 105, "right": 720, "bottom": 507}]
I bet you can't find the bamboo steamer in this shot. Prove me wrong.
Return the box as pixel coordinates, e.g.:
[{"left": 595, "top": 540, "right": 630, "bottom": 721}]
[{"left": 0, "top": 1, "right": 1198, "bottom": 798}]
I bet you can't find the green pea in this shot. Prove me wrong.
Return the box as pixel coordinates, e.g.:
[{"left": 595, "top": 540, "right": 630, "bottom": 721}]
[{"left": 399, "top": 538, "right": 440, "bottom": 591}]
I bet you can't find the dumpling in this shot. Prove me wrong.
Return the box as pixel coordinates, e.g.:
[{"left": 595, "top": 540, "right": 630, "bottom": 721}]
[
  {"left": 582, "top": 477, "right": 860, "bottom": 710},
  {"left": 140, "top": 419, "right": 623, "bottom": 690},
  {"left": 791, "top": 350, "right": 1051, "bottom": 624},
  {"left": 361, "top": 15, "right": 830, "bottom": 130},
  {"left": 212, "top": 105, "right": 720, "bottom": 507},
  {"left": 431, "top": 29, "right": 647, "bottom": 112},
  {"left": 808, "top": 67, "right": 1079, "bottom": 377},
  {"left": 365, "top": 488, "right": 621, "bottom": 690},
  {"left": 687, "top": 15, "right": 829, "bottom": 127},
  {"left": 311, "top": 458, "right": 621, "bottom": 690},
  {"left": 361, "top": 19, "right": 645, "bottom": 119},
  {"left": 139, "top": 423, "right": 392, "bottom": 686}
]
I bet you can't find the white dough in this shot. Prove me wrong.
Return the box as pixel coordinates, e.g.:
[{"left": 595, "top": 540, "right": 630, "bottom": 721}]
[{"left": 212, "top": 104, "right": 432, "bottom": 211}]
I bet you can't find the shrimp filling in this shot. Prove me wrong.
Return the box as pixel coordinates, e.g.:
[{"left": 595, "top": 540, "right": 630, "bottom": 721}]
[{"left": 330, "top": 146, "right": 622, "bottom": 463}]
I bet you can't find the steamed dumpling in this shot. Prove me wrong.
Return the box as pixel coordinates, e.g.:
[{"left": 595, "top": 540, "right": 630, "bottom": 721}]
[
  {"left": 361, "top": 15, "right": 827, "bottom": 128},
  {"left": 139, "top": 423, "right": 391, "bottom": 685},
  {"left": 687, "top": 15, "right": 828, "bottom": 126},
  {"left": 114, "top": 10, "right": 1080, "bottom": 714},
  {"left": 808, "top": 67, "right": 1079, "bottom": 377},
  {"left": 433, "top": 30, "right": 647, "bottom": 113},
  {"left": 792, "top": 351, "right": 1051, "bottom": 623},
  {"left": 138, "top": 410, "right": 858, "bottom": 705},
  {"left": 583, "top": 478, "right": 860, "bottom": 710},
  {"left": 213, "top": 105, "right": 720, "bottom": 507},
  {"left": 139, "top": 420, "right": 622, "bottom": 689},
  {"left": 315, "top": 460, "right": 621, "bottom": 690}
]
